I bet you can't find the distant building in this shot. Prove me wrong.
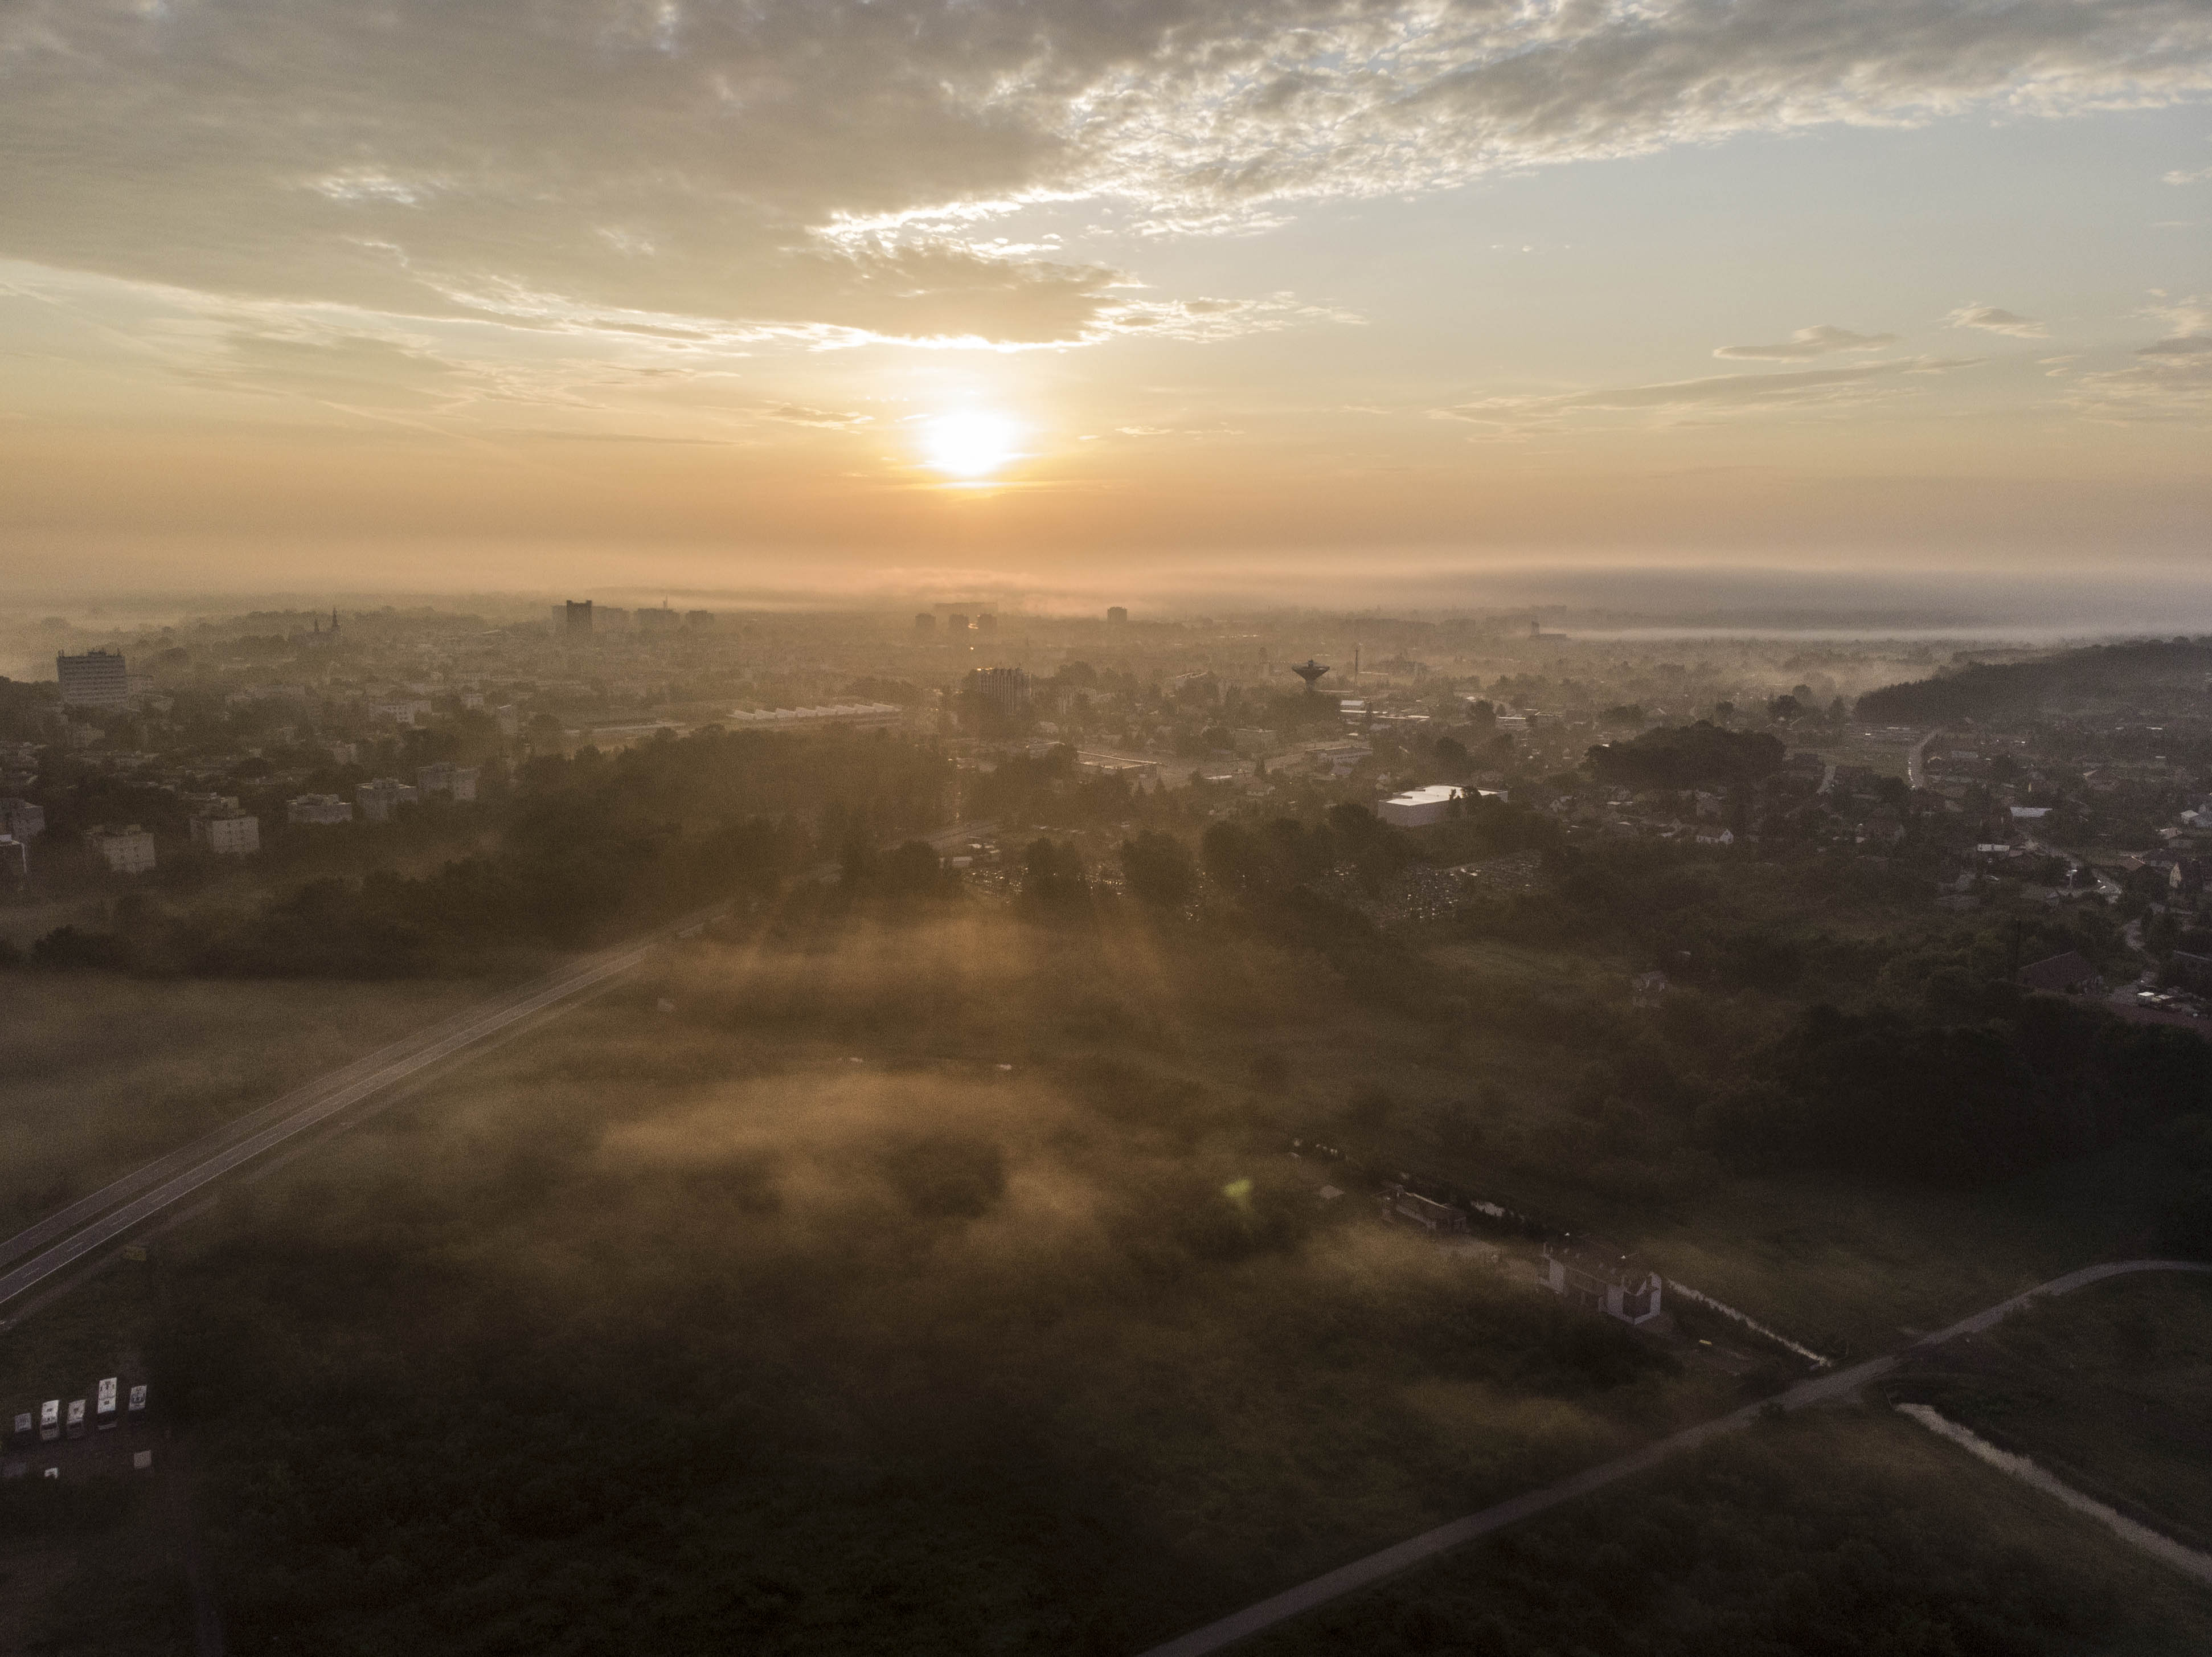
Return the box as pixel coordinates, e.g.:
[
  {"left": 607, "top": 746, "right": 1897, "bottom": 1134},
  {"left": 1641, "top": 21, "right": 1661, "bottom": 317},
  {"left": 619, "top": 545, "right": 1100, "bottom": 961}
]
[
  {"left": 0, "top": 799, "right": 45, "bottom": 840},
  {"left": 356, "top": 778, "right": 420, "bottom": 823},
  {"left": 327, "top": 741, "right": 360, "bottom": 766},
  {"left": 595, "top": 606, "right": 629, "bottom": 635},
  {"left": 554, "top": 600, "right": 592, "bottom": 642},
  {"left": 287, "top": 793, "right": 353, "bottom": 825},
  {"left": 724, "top": 703, "right": 902, "bottom": 732},
  {"left": 945, "top": 612, "right": 970, "bottom": 635},
  {"left": 965, "top": 666, "right": 1031, "bottom": 721},
  {"left": 637, "top": 605, "right": 679, "bottom": 633},
  {"left": 1107, "top": 606, "right": 1128, "bottom": 626},
  {"left": 976, "top": 613, "right": 998, "bottom": 636},
  {"left": 416, "top": 761, "right": 480, "bottom": 801},
  {"left": 0, "top": 834, "right": 24, "bottom": 881},
  {"left": 56, "top": 649, "right": 130, "bottom": 710},
  {"left": 370, "top": 699, "right": 433, "bottom": 727},
  {"left": 1378, "top": 784, "right": 1465, "bottom": 828},
  {"left": 1542, "top": 1238, "right": 1664, "bottom": 1325},
  {"left": 495, "top": 705, "right": 520, "bottom": 738},
  {"left": 1380, "top": 1185, "right": 1468, "bottom": 1236},
  {"left": 914, "top": 613, "right": 936, "bottom": 638},
  {"left": 87, "top": 824, "right": 155, "bottom": 874},
  {"left": 189, "top": 813, "right": 260, "bottom": 856},
  {"left": 685, "top": 609, "right": 714, "bottom": 629}
]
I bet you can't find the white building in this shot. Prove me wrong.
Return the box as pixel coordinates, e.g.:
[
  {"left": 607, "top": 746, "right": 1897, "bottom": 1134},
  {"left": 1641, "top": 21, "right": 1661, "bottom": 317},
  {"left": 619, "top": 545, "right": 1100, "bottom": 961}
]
[
  {"left": 56, "top": 649, "right": 130, "bottom": 710},
  {"left": 416, "top": 762, "right": 480, "bottom": 801},
  {"left": 190, "top": 813, "right": 260, "bottom": 856},
  {"left": 726, "top": 703, "right": 902, "bottom": 731},
  {"left": 356, "top": 778, "right": 420, "bottom": 823},
  {"left": 287, "top": 793, "right": 354, "bottom": 825},
  {"left": 87, "top": 825, "right": 156, "bottom": 874},
  {"left": 1378, "top": 784, "right": 1467, "bottom": 828},
  {"left": 0, "top": 799, "right": 45, "bottom": 840},
  {"left": 370, "top": 699, "right": 434, "bottom": 727}
]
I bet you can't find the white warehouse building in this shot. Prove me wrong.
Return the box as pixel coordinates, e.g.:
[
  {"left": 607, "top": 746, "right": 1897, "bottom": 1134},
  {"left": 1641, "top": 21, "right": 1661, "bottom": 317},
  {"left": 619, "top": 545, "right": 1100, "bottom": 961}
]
[{"left": 1378, "top": 784, "right": 1467, "bottom": 828}]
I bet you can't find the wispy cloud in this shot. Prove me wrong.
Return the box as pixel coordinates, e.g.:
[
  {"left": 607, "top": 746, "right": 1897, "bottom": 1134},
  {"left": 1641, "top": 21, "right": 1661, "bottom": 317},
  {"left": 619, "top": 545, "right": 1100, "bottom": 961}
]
[
  {"left": 1438, "top": 357, "right": 1980, "bottom": 433},
  {"left": 1, "top": 0, "right": 2207, "bottom": 345},
  {"left": 1714, "top": 325, "right": 1899, "bottom": 361},
  {"left": 1945, "top": 304, "right": 2048, "bottom": 338}
]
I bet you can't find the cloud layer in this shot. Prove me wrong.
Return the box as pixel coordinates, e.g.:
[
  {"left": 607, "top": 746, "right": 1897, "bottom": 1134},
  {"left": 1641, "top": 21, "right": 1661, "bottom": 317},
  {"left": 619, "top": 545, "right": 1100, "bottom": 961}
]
[{"left": 3, "top": 0, "right": 2210, "bottom": 346}]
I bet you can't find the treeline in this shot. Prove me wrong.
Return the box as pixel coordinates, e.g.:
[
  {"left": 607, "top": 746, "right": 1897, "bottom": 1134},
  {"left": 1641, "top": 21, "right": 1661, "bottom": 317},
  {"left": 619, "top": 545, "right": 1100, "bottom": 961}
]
[
  {"left": 11, "top": 729, "right": 950, "bottom": 977},
  {"left": 1855, "top": 638, "right": 2212, "bottom": 724}
]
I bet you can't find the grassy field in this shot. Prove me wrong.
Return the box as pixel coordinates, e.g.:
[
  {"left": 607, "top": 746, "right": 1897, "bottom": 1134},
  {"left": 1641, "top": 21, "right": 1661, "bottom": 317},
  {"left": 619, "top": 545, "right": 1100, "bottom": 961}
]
[
  {"left": 0, "top": 972, "right": 506, "bottom": 1232},
  {"left": 1239, "top": 1405, "right": 2212, "bottom": 1656},
  {"left": 0, "top": 899, "right": 2199, "bottom": 1651},
  {"left": 1889, "top": 1270, "right": 2212, "bottom": 1549}
]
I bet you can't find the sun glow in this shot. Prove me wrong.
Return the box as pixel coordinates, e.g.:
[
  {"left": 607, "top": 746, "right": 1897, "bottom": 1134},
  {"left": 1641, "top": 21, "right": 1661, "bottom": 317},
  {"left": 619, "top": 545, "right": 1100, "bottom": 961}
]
[{"left": 921, "top": 411, "right": 1020, "bottom": 479}]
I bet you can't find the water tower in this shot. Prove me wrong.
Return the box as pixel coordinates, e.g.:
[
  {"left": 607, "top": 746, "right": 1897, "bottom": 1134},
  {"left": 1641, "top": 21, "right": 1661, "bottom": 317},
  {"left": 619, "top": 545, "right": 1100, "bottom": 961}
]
[{"left": 1289, "top": 658, "right": 1331, "bottom": 693}]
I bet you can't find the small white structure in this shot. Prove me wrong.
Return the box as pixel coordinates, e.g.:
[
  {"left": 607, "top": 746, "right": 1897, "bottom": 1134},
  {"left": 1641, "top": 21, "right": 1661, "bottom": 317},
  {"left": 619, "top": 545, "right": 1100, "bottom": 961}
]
[
  {"left": 0, "top": 798, "right": 44, "bottom": 840},
  {"left": 87, "top": 824, "right": 156, "bottom": 874},
  {"left": 287, "top": 793, "right": 354, "bottom": 825},
  {"left": 356, "top": 778, "right": 420, "bottom": 823},
  {"left": 189, "top": 813, "right": 260, "bottom": 856},
  {"left": 1378, "top": 784, "right": 1467, "bottom": 828}
]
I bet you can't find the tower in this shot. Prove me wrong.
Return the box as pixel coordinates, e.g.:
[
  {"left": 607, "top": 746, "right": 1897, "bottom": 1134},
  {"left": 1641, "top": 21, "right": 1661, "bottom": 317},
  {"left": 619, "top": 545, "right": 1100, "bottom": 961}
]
[{"left": 1289, "top": 659, "right": 1331, "bottom": 693}]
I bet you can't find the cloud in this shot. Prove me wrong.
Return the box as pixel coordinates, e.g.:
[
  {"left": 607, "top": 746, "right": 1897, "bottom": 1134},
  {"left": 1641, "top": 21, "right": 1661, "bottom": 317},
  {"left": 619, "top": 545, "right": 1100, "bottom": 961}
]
[
  {"left": 759, "top": 404, "right": 874, "bottom": 430},
  {"left": 1945, "top": 304, "right": 2049, "bottom": 337},
  {"left": 1714, "top": 325, "right": 1900, "bottom": 361},
  {"left": 1439, "top": 356, "right": 1980, "bottom": 432},
  {"left": 0, "top": 0, "right": 2206, "bottom": 346}
]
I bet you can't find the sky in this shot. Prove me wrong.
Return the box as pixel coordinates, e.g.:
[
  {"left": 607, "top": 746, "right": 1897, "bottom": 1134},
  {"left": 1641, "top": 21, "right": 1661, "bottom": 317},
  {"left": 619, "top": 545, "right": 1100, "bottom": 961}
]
[{"left": 1, "top": 0, "right": 2208, "bottom": 610}]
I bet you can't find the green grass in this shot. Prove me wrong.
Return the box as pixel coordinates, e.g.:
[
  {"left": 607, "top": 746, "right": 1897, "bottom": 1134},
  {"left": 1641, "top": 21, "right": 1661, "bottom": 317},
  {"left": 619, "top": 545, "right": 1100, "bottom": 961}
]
[{"left": 1890, "top": 1270, "right": 2212, "bottom": 1548}]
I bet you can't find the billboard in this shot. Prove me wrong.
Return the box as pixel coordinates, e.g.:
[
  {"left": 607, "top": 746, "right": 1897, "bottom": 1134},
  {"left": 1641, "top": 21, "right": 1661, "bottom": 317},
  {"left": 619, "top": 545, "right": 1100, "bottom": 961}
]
[
  {"left": 39, "top": 1400, "right": 58, "bottom": 1441},
  {"left": 96, "top": 1378, "right": 117, "bottom": 1425},
  {"left": 128, "top": 1384, "right": 148, "bottom": 1413},
  {"left": 64, "top": 1399, "right": 85, "bottom": 1438}
]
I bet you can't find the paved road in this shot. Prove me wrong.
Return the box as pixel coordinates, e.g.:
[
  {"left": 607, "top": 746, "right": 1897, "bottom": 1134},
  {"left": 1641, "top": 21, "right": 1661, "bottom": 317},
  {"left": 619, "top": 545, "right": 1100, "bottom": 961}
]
[
  {"left": 1907, "top": 727, "right": 1943, "bottom": 788},
  {"left": 0, "top": 900, "right": 732, "bottom": 1320},
  {"left": 1137, "top": 1259, "right": 2212, "bottom": 1657}
]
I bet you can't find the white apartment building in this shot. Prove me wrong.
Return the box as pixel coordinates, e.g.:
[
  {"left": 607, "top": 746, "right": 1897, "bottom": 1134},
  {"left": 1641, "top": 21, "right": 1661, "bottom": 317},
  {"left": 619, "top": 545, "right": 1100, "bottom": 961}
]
[
  {"left": 416, "top": 762, "right": 481, "bottom": 801},
  {"left": 56, "top": 649, "right": 130, "bottom": 710},
  {"left": 190, "top": 813, "right": 260, "bottom": 856},
  {"left": 356, "top": 778, "right": 419, "bottom": 823},
  {"left": 287, "top": 793, "right": 354, "bottom": 825},
  {"left": 88, "top": 825, "right": 156, "bottom": 874}
]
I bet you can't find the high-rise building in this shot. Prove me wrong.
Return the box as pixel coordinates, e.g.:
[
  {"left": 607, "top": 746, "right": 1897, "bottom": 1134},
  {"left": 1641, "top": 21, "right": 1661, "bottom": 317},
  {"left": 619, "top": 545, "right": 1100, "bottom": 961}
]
[
  {"left": 965, "top": 666, "right": 1031, "bottom": 721},
  {"left": 914, "top": 613, "right": 936, "bottom": 637},
  {"left": 87, "top": 825, "right": 156, "bottom": 873},
  {"left": 56, "top": 649, "right": 130, "bottom": 709},
  {"left": 356, "top": 778, "right": 420, "bottom": 823},
  {"left": 189, "top": 813, "right": 260, "bottom": 856},
  {"left": 417, "top": 762, "right": 481, "bottom": 801},
  {"left": 552, "top": 600, "right": 593, "bottom": 641},
  {"left": 1107, "top": 606, "right": 1128, "bottom": 626},
  {"left": 685, "top": 610, "right": 715, "bottom": 629},
  {"left": 976, "top": 613, "right": 998, "bottom": 636},
  {"left": 637, "top": 605, "right": 680, "bottom": 632}
]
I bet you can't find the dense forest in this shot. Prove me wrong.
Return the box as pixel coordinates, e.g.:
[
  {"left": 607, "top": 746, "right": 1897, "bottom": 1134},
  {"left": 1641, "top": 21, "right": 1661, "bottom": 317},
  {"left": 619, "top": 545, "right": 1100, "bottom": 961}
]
[{"left": 1855, "top": 639, "right": 2212, "bottom": 723}]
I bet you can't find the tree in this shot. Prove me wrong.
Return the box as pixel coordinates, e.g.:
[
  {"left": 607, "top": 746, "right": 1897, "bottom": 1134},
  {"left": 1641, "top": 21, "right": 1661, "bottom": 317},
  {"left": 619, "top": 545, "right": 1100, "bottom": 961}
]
[{"left": 1119, "top": 830, "right": 1195, "bottom": 909}]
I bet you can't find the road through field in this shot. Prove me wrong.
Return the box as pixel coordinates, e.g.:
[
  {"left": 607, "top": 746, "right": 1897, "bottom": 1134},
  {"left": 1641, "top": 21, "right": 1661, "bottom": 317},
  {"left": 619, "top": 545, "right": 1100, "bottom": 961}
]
[
  {"left": 0, "top": 903, "right": 719, "bottom": 1319},
  {"left": 1137, "top": 1259, "right": 2212, "bottom": 1657}
]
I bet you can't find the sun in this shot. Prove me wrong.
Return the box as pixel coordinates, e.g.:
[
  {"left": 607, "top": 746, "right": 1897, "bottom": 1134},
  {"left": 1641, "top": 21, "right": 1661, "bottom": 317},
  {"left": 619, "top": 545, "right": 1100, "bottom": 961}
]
[{"left": 921, "top": 411, "right": 1020, "bottom": 480}]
